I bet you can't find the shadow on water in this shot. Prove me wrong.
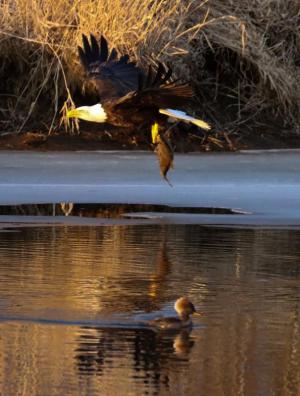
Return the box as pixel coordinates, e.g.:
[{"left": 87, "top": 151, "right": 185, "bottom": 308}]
[
  {"left": 1, "top": 225, "right": 300, "bottom": 395},
  {"left": 0, "top": 202, "right": 237, "bottom": 217}
]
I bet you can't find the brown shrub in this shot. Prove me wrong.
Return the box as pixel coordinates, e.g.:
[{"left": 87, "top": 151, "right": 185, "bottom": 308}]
[{"left": 0, "top": 0, "right": 299, "bottom": 136}]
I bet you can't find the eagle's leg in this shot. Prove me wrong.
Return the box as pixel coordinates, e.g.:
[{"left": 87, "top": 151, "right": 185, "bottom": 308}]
[
  {"left": 151, "top": 121, "right": 179, "bottom": 144},
  {"left": 164, "top": 121, "right": 180, "bottom": 142},
  {"left": 151, "top": 122, "right": 160, "bottom": 144}
]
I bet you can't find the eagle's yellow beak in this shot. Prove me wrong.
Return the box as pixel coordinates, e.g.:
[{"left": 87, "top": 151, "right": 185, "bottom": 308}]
[
  {"left": 151, "top": 122, "right": 159, "bottom": 144},
  {"left": 66, "top": 109, "right": 80, "bottom": 119}
]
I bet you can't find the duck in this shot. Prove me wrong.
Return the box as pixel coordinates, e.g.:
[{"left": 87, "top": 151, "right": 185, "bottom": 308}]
[{"left": 150, "top": 297, "right": 200, "bottom": 330}]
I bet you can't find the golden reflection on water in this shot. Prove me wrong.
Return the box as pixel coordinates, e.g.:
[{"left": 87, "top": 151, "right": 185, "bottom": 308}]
[{"left": 0, "top": 225, "right": 300, "bottom": 395}]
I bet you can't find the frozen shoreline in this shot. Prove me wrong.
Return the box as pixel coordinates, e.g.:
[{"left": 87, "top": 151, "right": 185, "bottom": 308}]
[{"left": 0, "top": 150, "right": 300, "bottom": 226}]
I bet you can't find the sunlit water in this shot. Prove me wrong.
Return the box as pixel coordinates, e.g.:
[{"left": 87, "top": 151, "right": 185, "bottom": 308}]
[{"left": 0, "top": 225, "right": 300, "bottom": 396}]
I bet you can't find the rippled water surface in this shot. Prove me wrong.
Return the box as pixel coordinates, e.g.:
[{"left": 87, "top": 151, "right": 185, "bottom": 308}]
[{"left": 1, "top": 225, "right": 300, "bottom": 396}]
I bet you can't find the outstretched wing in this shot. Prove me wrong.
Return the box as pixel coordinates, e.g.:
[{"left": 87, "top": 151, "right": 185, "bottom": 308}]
[
  {"left": 78, "top": 34, "right": 142, "bottom": 101},
  {"left": 113, "top": 63, "right": 194, "bottom": 110}
]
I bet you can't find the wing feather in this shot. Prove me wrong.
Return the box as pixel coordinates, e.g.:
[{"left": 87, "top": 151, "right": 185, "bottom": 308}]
[
  {"left": 82, "top": 34, "right": 92, "bottom": 63},
  {"left": 119, "top": 54, "right": 129, "bottom": 63},
  {"left": 152, "top": 63, "right": 165, "bottom": 86},
  {"left": 108, "top": 48, "right": 118, "bottom": 62},
  {"left": 99, "top": 35, "right": 108, "bottom": 62},
  {"left": 90, "top": 34, "right": 100, "bottom": 60},
  {"left": 78, "top": 34, "right": 142, "bottom": 100},
  {"left": 78, "top": 45, "right": 88, "bottom": 69},
  {"left": 140, "top": 64, "right": 193, "bottom": 107},
  {"left": 113, "top": 63, "right": 193, "bottom": 110}
]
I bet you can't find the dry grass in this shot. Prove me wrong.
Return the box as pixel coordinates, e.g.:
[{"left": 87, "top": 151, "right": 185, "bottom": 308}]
[{"left": 0, "top": 0, "right": 300, "bottom": 137}]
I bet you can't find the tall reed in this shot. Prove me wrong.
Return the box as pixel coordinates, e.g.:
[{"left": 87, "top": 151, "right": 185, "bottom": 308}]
[{"left": 0, "top": 0, "right": 299, "bottom": 135}]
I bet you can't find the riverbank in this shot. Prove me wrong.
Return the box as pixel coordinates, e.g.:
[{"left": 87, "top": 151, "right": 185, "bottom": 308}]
[
  {"left": 1, "top": 0, "right": 300, "bottom": 144},
  {"left": 0, "top": 127, "right": 299, "bottom": 152}
]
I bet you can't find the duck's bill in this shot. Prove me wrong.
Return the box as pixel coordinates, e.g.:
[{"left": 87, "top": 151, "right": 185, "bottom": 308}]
[{"left": 193, "top": 312, "right": 202, "bottom": 317}]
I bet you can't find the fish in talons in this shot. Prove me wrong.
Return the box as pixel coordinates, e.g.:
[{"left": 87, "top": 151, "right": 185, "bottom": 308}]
[{"left": 152, "top": 122, "right": 174, "bottom": 186}]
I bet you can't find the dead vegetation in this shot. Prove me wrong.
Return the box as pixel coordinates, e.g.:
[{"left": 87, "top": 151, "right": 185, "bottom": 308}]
[{"left": 0, "top": 0, "right": 300, "bottom": 145}]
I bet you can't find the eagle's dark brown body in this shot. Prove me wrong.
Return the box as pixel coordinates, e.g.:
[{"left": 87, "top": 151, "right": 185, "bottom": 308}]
[
  {"left": 71, "top": 34, "right": 210, "bottom": 183},
  {"left": 78, "top": 34, "right": 194, "bottom": 130}
]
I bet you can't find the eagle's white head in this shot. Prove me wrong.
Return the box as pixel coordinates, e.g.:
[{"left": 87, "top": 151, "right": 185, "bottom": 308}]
[{"left": 67, "top": 103, "right": 107, "bottom": 123}]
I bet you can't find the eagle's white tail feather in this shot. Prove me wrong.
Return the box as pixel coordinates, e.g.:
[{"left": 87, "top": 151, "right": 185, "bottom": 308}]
[{"left": 159, "top": 108, "right": 211, "bottom": 130}]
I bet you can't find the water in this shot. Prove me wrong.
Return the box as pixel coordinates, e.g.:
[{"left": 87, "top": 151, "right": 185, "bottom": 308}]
[{"left": 0, "top": 224, "right": 300, "bottom": 395}]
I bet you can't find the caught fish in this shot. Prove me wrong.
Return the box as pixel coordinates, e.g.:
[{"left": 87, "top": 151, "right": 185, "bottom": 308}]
[{"left": 154, "top": 131, "right": 174, "bottom": 187}]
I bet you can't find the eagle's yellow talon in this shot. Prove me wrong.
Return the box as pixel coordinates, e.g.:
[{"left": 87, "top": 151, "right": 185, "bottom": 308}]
[{"left": 151, "top": 122, "right": 159, "bottom": 144}]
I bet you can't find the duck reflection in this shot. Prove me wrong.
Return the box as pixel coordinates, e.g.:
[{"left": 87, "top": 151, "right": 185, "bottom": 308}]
[
  {"left": 173, "top": 329, "right": 195, "bottom": 357},
  {"left": 75, "top": 325, "right": 195, "bottom": 392},
  {"left": 74, "top": 232, "right": 197, "bottom": 392}
]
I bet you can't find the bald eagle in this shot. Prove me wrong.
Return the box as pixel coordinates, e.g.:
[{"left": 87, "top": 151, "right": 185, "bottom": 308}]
[{"left": 67, "top": 34, "right": 211, "bottom": 137}]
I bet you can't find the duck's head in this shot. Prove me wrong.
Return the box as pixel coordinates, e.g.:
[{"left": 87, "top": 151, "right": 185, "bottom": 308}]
[{"left": 174, "top": 297, "right": 197, "bottom": 320}]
